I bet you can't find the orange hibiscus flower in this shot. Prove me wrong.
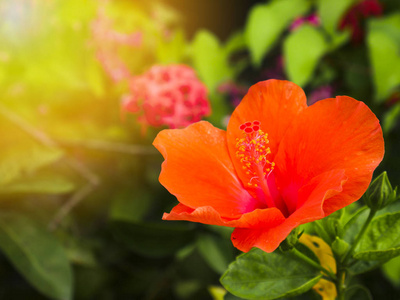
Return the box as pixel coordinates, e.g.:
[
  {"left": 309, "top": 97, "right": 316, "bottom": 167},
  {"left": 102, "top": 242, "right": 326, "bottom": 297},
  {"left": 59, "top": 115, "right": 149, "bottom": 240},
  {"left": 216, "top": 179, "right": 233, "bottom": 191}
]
[{"left": 153, "top": 80, "right": 384, "bottom": 253}]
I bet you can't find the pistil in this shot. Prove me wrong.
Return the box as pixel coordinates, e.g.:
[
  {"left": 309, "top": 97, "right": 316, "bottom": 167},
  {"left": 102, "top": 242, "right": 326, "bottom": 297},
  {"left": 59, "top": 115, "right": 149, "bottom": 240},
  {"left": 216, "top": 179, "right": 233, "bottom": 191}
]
[{"left": 235, "top": 121, "right": 276, "bottom": 208}]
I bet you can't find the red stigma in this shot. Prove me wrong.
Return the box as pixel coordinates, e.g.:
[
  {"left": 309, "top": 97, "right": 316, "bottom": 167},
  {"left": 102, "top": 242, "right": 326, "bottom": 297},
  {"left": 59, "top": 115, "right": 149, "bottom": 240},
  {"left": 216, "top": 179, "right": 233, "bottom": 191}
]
[{"left": 240, "top": 120, "right": 262, "bottom": 133}]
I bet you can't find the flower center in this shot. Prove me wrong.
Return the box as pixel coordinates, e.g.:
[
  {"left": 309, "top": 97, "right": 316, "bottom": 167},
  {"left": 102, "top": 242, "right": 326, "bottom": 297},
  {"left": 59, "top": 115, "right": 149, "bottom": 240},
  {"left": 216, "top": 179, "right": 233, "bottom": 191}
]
[
  {"left": 235, "top": 120, "right": 275, "bottom": 186},
  {"left": 235, "top": 121, "right": 278, "bottom": 209}
]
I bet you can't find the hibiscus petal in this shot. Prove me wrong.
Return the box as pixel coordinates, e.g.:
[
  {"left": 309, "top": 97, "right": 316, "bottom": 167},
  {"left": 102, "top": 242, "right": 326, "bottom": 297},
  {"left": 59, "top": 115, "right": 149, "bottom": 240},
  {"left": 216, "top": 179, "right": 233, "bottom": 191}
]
[
  {"left": 231, "top": 169, "right": 346, "bottom": 253},
  {"left": 226, "top": 80, "right": 307, "bottom": 193},
  {"left": 163, "top": 203, "right": 285, "bottom": 228},
  {"left": 274, "top": 96, "right": 384, "bottom": 216},
  {"left": 153, "top": 121, "right": 261, "bottom": 218}
]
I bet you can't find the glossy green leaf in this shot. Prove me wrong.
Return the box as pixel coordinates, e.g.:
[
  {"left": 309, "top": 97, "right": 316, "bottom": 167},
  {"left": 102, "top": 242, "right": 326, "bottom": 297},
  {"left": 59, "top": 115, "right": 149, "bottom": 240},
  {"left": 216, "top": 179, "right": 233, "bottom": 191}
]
[
  {"left": 343, "top": 207, "right": 369, "bottom": 245},
  {"left": 191, "top": 30, "right": 232, "bottom": 92},
  {"left": 355, "top": 249, "right": 398, "bottom": 264},
  {"left": 367, "top": 13, "right": 400, "bottom": 102},
  {"left": 110, "top": 221, "right": 194, "bottom": 258},
  {"left": 344, "top": 208, "right": 382, "bottom": 275},
  {"left": 220, "top": 248, "right": 322, "bottom": 300},
  {"left": 349, "top": 260, "right": 381, "bottom": 275},
  {"left": 354, "top": 212, "right": 400, "bottom": 261},
  {"left": 0, "top": 212, "right": 73, "bottom": 300},
  {"left": 245, "top": 0, "right": 310, "bottom": 66},
  {"left": 345, "top": 208, "right": 383, "bottom": 275},
  {"left": 284, "top": 24, "right": 328, "bottom": 87},
  {"left": 197, "top": 233, "right": 234, "bottom": 274}
]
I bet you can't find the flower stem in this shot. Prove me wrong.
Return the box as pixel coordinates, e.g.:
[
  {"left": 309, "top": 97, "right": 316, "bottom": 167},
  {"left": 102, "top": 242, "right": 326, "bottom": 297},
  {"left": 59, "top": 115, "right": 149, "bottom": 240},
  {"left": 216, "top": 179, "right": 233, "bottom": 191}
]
[
  {"left": 290, "top": 247, "right": 337, "bottom": 281},
  {"left": 335, "top": 269, "right": 346, "bottom": 300}
]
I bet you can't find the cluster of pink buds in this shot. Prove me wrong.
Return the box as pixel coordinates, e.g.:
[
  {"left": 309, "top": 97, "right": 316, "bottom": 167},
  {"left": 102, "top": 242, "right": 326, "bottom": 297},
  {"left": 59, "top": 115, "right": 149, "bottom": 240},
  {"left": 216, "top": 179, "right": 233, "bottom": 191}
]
[{"left": 122, "top": 65, "right": 211, "bottom": 129}]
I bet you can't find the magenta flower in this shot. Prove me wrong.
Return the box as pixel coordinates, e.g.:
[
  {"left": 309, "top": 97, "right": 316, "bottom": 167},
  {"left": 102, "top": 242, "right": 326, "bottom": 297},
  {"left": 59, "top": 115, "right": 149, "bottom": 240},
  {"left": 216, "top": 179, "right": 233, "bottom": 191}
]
[
  {"left": 308, "top": 85, "right": 334, "bottom": 106},
  {"left": 290, "top": 13, "right": 320, "bottom": 31},
  {"left": 339, "top": 0, "right": 383, "bottom": 44}
]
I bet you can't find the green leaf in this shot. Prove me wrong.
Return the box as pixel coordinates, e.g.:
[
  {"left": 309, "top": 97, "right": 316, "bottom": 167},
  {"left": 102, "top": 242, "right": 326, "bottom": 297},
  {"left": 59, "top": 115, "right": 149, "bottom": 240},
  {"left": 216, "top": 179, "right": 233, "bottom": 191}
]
[
  {"left": 206, "top": 93, "right": 232, "bottom": 129},
  {"left": 109, "top": 189, "right": 153, "bottom": 222},
  {"left": 191, "top": 30, "right": 232, "bottom": 93},
  {"left": 313, "top": 209, "right": 344, "bottom": 245},
  {"left": 205, "top": 225, "right": 234, "bottom": 240},
  {"left": 0, "top": 171, "right": 75, "bottom": 194},
  {"left": 367, "top": 13, "right": 400, "bottom": 102},
  {"left": 284, "top": 24, "right": 329, "bottom": 87},
  {"left": 223, "top": 31, "right": 248, "bottom": 78},
  {"left": 349, "top": 260, "right": 381, "bottom": 275},
  {"left": 225, "top": 293, "right": 245, "bottom": 300},
  {"left": 110, "top": 221, "right": 194, "bottom": 258},
  {"left": 220, "top": 248, "right": 322, "bottom": 300},
  {"left": 344, "top": 207, "right": 385, "bottom": 274},
  {"left": 343, "top": 207, "right": 369, "bottom": 245},
  {"left": 344, "top": 284, "right": 374, "bottom": 300},
  {"left": 174, "top": 280, "right": 202, "bottom": 299},
  {"left": 156, "top": 29, "right": 187, "bottom": 63},
  {"left": 0, "top": 143, "right": 64, "bottom": 186},
  {"left": 245, "top": 0, "right": 311, "bottom": 66},
  {"left": 0, "top": 212, "right": 73, "bottom": 300},
  {"left": 329, "top": 30, "right": 351, "bottom": 50},
  {"left": 382, "top": 255, "right": 400, "bottom": 286},
  {"left": 317, "top": 0, "right": 357, "bottom": 35},
  {"left": 354, "top": 212, "right": 400, "bottom": 261},
  {"left": 383, "top": 103, "right": 400, "bottom": 133},
  {"left": 197, "top": 233, "right": 234, "bottom": 274},
  {"left": 224, "top": 31, "right": 246, "bottom": 57}
]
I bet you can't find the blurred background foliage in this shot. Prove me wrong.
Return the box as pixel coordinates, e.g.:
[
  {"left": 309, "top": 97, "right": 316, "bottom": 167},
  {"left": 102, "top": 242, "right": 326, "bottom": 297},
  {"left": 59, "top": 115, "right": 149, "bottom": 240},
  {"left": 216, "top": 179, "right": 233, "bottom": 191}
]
[{"left": 0, "top": 0, "right": 400, "bottom": 299}]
